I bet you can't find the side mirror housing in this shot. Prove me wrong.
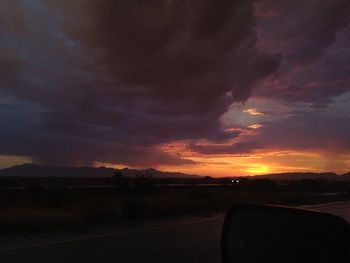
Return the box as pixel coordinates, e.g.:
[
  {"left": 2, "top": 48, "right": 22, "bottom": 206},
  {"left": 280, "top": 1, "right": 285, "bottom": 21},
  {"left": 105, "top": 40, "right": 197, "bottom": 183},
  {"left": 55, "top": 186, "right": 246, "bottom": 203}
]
[{"left": 221, "top": 204, "right": 349, "bottom": 263}]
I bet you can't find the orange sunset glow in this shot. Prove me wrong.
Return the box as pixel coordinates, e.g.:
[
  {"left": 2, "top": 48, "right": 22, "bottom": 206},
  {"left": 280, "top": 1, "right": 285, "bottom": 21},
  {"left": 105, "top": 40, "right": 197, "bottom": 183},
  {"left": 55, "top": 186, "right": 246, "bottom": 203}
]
[
  {"left": 1, "top": 2, "right": 350, "bottom": 262},
  {"left": 95, "top": 142, "right": 350, "bottom": 177},
  {"left": 1, "top": 0, "right": 350, "bottom": 179},
  {"left": 156, "top": 142, "right": 349, "bottom": 177}
]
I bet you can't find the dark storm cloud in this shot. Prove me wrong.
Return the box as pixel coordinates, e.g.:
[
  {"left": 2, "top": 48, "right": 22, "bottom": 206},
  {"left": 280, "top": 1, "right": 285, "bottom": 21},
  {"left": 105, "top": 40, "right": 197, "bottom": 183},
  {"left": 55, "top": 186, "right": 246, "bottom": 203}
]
[
  {"left": 0, "top": 130, "right": 195, "bottom": 167},
  {"left": 0, "top": 0, "right": 279, "bottom": 166},
  {"left": 254, "top": 0, "right": 350, "bottom": 106},
  {"left": 188, "top": 141, "right": 264, "bottom": 155},
  {"left": 0, "top": 52, "right": 20, "bottom": 84},
  {"left": 258, "top": 111, "right": 350, "bottom": 153},
  {"left": 62, "top": 0, "right": 280, "bottom": 103},
  {"left": 2, "top": 0, "right": 348, "bottom": 168},
  {"left": 256, "top": 0, "right": 350, "bottom": 65}
]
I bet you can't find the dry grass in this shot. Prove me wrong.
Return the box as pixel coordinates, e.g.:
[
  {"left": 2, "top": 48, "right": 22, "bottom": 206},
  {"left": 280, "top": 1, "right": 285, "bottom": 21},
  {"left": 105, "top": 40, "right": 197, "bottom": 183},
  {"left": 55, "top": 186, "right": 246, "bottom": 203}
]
[
  {"left": 0, "top": 208, "right": 80, "bottom": 234},
  {"left": 0, "top": 187, "right": 349, "bottom": 235}
]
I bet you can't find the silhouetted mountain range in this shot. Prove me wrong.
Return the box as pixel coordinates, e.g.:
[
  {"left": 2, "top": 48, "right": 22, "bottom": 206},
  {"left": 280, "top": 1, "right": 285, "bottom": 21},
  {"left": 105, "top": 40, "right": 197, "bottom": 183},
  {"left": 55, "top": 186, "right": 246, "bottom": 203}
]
[
  {"left": 253, "top": 172, "right": 350, "bottom": 181},
  {"left": 0, "top": 164, "right": 349, "bottom": 180},
  {"left": 0, "top": 164, "right": 200, "bottom": 178}
]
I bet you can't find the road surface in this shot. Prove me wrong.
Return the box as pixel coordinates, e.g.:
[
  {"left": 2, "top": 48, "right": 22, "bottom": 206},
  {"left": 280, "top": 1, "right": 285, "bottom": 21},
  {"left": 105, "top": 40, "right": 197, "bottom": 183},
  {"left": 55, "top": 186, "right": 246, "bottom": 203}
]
[{"left": 0, "top": 201, "right": 349, "bottom": 263}]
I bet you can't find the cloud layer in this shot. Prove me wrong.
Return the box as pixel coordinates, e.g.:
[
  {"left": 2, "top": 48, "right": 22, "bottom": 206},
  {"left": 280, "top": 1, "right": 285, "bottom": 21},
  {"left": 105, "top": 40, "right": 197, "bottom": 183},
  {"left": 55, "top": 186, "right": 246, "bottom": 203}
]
[
  {"left": 0, "top": 0, "right": 349, "bottom": 173},
  {"left": 0, "top": 0, "right": 279, "bottom": 166}
]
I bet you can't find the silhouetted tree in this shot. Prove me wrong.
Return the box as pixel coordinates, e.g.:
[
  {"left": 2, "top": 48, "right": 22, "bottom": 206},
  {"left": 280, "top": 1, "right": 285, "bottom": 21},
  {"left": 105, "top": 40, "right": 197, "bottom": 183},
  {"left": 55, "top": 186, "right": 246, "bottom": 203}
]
[
  {"left": 113, "top": 171, "right": 130, "bottom": 192},
  {"left": 133, "top": 171, "right": 154, "bottom": 193},
  {"left": 24, "top": 178, "right": 44, "bottom": 194}
]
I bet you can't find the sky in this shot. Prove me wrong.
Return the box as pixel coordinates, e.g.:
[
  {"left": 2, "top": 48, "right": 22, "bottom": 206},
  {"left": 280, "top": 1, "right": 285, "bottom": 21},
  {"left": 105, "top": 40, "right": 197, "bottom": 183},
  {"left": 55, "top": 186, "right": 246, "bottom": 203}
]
[{"left": 1, "top": 0, "right": 350, "bottom": 176}]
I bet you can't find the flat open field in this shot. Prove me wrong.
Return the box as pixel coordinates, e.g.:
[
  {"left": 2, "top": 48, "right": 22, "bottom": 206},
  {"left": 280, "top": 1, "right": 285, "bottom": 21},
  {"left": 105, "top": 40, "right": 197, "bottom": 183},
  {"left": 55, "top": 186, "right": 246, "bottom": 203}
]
[{"left": 0, "top": 180, "right": 349, "bottom": 235}]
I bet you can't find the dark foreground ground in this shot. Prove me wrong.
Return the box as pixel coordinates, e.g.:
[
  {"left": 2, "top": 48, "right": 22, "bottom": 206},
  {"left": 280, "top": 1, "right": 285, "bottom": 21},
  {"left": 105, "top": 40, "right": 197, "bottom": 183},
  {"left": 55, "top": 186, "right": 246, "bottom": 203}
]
[
  {"left": 0, "top": 179, "right": 349, "bottom": 262},
  {"left": 0, "top": 181, "right": 349, "bottom": 235},
  {"left": 0, "top": 200, "right": 349, "bottom": 263}
]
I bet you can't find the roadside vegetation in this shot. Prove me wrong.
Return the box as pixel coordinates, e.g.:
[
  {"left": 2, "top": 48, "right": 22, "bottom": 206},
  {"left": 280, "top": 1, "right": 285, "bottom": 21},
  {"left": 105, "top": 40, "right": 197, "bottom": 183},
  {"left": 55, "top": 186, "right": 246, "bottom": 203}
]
[{"left": 0, "top": 174, "right": 349, "bottom": 235}]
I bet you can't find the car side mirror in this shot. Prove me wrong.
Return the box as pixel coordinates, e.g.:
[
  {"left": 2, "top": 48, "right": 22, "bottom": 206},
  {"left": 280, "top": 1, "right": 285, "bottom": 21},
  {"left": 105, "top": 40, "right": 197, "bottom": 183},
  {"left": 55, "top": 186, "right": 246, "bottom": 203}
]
[{"left": 221, "top": 204, "right": 349, "bottom": 263}]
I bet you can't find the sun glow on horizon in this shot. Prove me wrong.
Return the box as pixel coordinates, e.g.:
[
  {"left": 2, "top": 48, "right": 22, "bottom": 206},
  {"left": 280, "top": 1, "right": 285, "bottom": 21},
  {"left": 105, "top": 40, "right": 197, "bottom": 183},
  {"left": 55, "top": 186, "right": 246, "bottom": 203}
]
[
  {"left": 244, "top": 164, "right": 270, "bottom": 175},
  {"left": 154, "top": 142, "right": 350, "bottom": 177},
  {"left": 88, "top": 143, "right": 350, "bottom": 178}
]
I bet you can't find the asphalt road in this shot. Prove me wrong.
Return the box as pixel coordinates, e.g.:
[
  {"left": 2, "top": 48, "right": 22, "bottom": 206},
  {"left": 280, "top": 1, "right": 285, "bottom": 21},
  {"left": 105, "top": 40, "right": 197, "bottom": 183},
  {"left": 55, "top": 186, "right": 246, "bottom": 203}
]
[{"left": 0, "top": 201, "right": 349, "bottom": 263}]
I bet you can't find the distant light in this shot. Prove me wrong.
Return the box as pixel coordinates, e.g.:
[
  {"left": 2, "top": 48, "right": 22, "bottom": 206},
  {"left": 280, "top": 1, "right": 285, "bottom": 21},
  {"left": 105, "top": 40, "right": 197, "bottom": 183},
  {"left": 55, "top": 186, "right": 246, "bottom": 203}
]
[{"left": 236, "top": 179, "right": 240, "bottom": 184}]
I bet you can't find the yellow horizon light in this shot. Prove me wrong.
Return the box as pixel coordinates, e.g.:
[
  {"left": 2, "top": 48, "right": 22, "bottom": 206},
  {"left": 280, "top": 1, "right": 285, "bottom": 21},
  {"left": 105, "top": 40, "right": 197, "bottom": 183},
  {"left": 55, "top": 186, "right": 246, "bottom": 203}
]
[{"left": 244, "top": 164, "right": 270, "bottom": 175}]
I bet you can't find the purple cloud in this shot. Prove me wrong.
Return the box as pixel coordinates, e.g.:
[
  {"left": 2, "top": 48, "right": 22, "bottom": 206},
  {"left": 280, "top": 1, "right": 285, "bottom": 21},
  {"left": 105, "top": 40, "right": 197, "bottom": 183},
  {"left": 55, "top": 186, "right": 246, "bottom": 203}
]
[
  {"left": 254, "top": 0, "right": 350, "bottom": 106},
  {"left": 0, "top": 0, "right": 279, "bottom": 166},
  {"left": 0, "top": 0, "right": 349, "bottom": 170},
  {"left": 188, "top": 141, "right": 264, "bottom": 155}
]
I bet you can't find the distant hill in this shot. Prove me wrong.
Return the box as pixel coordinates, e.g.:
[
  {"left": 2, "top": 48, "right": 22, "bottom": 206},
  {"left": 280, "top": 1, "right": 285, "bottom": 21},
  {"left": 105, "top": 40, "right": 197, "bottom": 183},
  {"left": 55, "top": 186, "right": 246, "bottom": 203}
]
[
  {"left": 1, "top": 164, "right": 349, "bottom": 181},
  {"left": 253, "top": 172, "right": 350, "bottom": 181},
  {"left": 0, "top": 164, "right": 200, "bottom": 178}
]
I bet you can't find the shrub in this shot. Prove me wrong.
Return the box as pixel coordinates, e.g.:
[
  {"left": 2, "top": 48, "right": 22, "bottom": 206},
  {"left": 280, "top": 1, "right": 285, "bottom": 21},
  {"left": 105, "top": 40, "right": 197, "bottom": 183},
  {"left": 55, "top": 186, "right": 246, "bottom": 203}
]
[
  {"left": 0, "top": 208, "right": 79, "bottom": 234},
  {"left": 133, "top": 175, "right": 154, "bottom": 194},
  {"left": 0, "top": 177, "right": 22, "bottom": 188},
  {"left": 187, "top": 187, "right": 213, "bottom": 200},
  {"left": 41, "top": 189, "right": 73, "bottom": 209},
  {"left": 79, "top": 201, "right": 121, "bottom": 224},
  {"left": 24, "top": 179, "right": 44, "bottom": 194},
  {"left": 113, "top": 172, "right": 131, "bottom": 192},
  {"left": 121, "top": 197, "right": 147, "bottom": 220}
]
